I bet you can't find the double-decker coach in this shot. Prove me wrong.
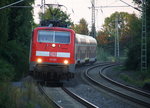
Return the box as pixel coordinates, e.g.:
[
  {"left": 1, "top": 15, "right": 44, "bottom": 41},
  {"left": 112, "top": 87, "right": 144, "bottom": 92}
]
[
  {"left": 29, "top": 23, "right": 97, "bottom": 81},
  {"left": 75, "top": 34, "right": 97, "bottom": 64}
]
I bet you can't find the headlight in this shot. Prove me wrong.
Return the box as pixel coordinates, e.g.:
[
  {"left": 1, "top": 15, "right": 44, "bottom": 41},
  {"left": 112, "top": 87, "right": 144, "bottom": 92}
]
[
  {"left": 52, "top": 44, "right": 56, "bottom": 47},
  {"left": 64, "top": 60, "right": 69, "bottom": 65},
  {"left": 37, "top": 58, "right": 42, "bottom": 63}
]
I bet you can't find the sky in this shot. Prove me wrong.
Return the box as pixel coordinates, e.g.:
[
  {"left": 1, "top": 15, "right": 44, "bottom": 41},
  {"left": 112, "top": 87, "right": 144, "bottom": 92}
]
[{"left": 33, "top": 0, "right": 140, "bottom": 30}]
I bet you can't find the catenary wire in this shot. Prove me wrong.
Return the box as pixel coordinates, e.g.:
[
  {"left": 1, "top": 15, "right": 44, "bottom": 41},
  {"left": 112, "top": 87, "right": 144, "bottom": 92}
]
[{"left": 0, "top": 0, "right": 24, "bottom": 10}]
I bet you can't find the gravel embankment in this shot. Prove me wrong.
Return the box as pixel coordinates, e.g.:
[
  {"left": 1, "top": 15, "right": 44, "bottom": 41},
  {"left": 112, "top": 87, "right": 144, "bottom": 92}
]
[{"left": 63, "top": 65, "right": 143, "bottom": 108}]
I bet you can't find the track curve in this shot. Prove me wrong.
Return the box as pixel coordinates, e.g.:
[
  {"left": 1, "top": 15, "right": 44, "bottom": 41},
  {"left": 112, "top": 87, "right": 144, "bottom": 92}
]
[{"left": 84, "top": 63, "right": 150, "bottom": 107}]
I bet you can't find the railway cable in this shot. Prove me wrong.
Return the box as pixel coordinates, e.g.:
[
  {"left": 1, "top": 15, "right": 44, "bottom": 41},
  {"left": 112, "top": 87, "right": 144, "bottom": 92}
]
[{"left": 0, "top": 0, "right": 24, "bottom": 10}]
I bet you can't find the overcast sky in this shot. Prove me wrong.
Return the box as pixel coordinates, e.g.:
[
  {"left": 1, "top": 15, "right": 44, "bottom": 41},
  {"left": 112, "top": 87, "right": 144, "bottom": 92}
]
[{"left": 33, "top": 0, "right": 140, "bottom": 30}]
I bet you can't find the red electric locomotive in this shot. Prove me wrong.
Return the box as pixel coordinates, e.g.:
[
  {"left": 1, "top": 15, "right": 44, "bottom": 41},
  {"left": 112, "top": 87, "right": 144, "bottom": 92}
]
[{"left": 29, "top": 22, "right": 97, "bottom": 81}]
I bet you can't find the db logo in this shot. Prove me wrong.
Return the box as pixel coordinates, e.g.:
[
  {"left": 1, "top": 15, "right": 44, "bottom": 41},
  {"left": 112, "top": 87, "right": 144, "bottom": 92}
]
[
  {"left": 50, "top": 52, "right": 57, "bottom": 57},
  {"left": 49, "top": 58, "right": 57, "bottom": 61}
]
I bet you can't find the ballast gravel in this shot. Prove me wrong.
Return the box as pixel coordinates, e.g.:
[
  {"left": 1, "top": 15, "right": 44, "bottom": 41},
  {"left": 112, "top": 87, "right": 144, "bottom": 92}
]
[{"left": 63, "top": 65, "right": 143, "bottom": 108}]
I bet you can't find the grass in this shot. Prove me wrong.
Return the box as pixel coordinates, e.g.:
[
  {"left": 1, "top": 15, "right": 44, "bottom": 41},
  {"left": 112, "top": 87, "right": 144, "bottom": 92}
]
[
  {"left": 114, "top": 66, "right": 150, "bottom": 88},
  {"left": 112, "top": 65, "right": 126, "bottom": 71},
  {"left": 17, "top": 81, "right": 53, "bottom": 108},
  {"left": 96, "top": 46, "right": 150, "bottom": 88},
  {"left": 96, "top": 47, "right": 114, "bottom": 62},
  {"left": 96, "top": 47, "right": 127, "bottom": 62},
  {"left": 119, "top": 73, "right": 145, "bottom": 87},
  {"left": 0, "top": 81, "right": 53, "bottom": 108}
]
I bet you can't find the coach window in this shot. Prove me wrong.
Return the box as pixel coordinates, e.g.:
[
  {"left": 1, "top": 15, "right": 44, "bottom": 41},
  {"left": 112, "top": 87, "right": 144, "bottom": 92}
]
[
  {"left": 55, "top": 31, "right": 70, "bottom": 44},
  {"left": 75, "top": 37, "right": 79, "bottom": 44},
  {"left": 38, "top": 30, "right": 53, "bottom": 43}
]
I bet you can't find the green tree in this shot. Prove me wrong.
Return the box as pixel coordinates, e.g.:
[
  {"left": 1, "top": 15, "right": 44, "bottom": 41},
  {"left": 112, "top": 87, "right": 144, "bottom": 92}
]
[
  {"left": 0, "top": 0, "right": 34, "bottom": 80},
  {"left": 97, "top": 12, "right": 141, "bottom": 56},
  {"left": 72, "top": 18, "right": 89, "bottom": 35},
  {"left": 0, "top": 59, "right": 14, "bottom": 81},
  {"left": 39, "top": 7, "right": 72, "bottom": 26},
  {"left": 0, "top": 0, "right": 34, "bottom": 107},
  {"left": 125, "top": 0, "right": 150, "bottom": 70},
  {"left": 0, "top": 1, "right": 10, "bottom": 48},
  {"left": 8, "top": 0, "right": 34, "bottom": 46}
]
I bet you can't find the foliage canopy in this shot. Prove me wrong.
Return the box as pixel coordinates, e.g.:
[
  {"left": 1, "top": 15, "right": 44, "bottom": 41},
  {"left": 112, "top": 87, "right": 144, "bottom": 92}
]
[
  {"left": 39, "top": 7, "right": 72, "bottom": 27},
  {"left": 0, "top": 0, "right": 34, "bottom": 80},
  {"left": 97, "top": 12, "right": 141, "bottom": 56},
  {"left": 71, "top": 18, "right": 89, "bottom": 35}
]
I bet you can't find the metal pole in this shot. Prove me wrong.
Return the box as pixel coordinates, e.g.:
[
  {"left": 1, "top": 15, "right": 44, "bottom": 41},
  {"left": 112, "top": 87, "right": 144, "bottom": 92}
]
[
  {"left": 42, "top": 0, "right": 45, "bottom": 14},
  {"left": 114, "top": 18, "right": 117, "bottom": 57},
  {"left": 141, "top": 0, "right": 147, "bottom": 73},
  {"left": 91, "top": 0, "right": 96, "bottom": 38},
  {"left": 41, "top": 0, "right": 45, "bottom": 20},
  {"left": 114, "top": 15, "right": 120, "bottom": 61},
  {"left": 116, "top": 17, "right": 120, "bottom": 58}
]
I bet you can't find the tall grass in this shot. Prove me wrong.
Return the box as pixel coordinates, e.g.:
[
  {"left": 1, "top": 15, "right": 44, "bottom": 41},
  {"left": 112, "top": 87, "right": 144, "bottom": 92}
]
[
  {"left": 96, "top": 47, "right": 114, "bottom": 62},
  {"left": 115, "top": 66, "right": 150, "bottom": 88},
  {"left": 0, "top": 81, "right": 53, "bottom": 108}
]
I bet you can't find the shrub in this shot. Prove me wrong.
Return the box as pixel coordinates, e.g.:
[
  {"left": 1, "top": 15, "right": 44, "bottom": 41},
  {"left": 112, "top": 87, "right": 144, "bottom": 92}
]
[{"left": 0, "top": 59, "right": 15, "bottom": 81}]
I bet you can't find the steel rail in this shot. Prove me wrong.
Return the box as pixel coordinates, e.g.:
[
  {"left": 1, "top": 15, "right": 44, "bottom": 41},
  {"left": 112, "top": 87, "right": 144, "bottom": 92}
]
[
  {"left": 38, "top": 84, "right": 62, "bottom": 108},
  {"left": 100, "top": 65, "right": 150, "bottom": 98},
  {"left": 61, "top": 87, "right": 99, "bottom": 108}
]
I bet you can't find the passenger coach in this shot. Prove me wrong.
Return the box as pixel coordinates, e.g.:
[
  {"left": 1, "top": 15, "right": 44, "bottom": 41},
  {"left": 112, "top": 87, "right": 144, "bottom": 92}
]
[{"left": 29, "top": 26, "right": 97, "bottom": 80}]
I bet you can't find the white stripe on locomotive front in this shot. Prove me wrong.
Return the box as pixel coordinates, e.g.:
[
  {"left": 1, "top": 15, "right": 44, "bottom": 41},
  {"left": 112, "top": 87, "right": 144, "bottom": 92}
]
[
  {"left": 57, "top": 52, "right": 70, "bottom": 58},
  {"left": 36, "top": 51, "right": 70, "bottom": 58},
  {"left": 36, "top": 51, "right": 50, "bottom": 56}
]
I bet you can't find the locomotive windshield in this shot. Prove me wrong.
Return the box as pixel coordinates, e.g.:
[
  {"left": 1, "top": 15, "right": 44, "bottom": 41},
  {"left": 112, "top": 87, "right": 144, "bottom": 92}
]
[{"left": 38, "top": 30, "right": 70, "bottom": 44}]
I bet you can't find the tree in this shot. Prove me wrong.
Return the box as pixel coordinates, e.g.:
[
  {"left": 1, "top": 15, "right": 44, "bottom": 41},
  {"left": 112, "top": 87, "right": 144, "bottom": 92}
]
[
  {"left": 0, "top": 0, "right": 34, "bottom": 80},
  {"left": 72, "top": 18, "right": 89, "bottom": 35},
  {"left": 125, "top": 0, "right": 150, "bottom": 70},
  {"left": 8, "top": 0, "right": 34, "bottom": 46},
  {"left": 97, "top": 12, "right": 141, "bottom": 56},
  {"left": 0, "top": 1, "right": 10, "bottom": 48},
  {"left": 39, "top": 7, "right": 72, "bottom": 26}
]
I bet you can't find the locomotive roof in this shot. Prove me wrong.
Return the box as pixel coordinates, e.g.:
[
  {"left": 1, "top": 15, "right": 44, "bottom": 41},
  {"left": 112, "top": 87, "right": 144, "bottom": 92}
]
[{"left": 33, "top": 26, "right": 74, "bottom": 32}]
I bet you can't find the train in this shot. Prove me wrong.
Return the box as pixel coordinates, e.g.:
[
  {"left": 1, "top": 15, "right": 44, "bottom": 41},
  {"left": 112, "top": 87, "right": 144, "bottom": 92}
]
[{"left": 29, "top": 21, "right": 97, "bottom": 81}]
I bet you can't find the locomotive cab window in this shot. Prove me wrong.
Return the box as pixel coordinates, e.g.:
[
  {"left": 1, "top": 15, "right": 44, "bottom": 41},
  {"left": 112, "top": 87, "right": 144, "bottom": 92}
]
[
  {"left": 38, "top": 30, "right": 53, "bottom": 43},
  {"left": 38, "top": 30, "right": 70, "bottom": 44},
  {"left": 55, "top": 31, "right": 70, "bottom": 44}
]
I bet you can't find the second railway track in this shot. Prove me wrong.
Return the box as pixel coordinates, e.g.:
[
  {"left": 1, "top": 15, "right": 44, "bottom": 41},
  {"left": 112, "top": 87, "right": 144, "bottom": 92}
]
[{"left": 84, "top": 63, "right": 150, "bottom": 108}]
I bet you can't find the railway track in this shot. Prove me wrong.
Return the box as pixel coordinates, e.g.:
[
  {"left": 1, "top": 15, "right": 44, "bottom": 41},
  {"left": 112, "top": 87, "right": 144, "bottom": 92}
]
[
  {"left": 61, "top": 87, "right": 99, "bottom": 108},
  {"left": 38, "top": 83, "right": 99, "bottom": 108},
  {"left": 38, "top": 84, "right": 62, "bottom": 108},
  {"left": 36, "top": 62, "right": 113, "bottom": 108},
  {"left": 84, "top": 63, "right": 150, "bottom": 107}
]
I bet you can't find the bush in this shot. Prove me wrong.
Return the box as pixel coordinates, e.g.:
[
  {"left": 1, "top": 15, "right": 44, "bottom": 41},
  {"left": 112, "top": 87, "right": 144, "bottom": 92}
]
[
  {"left": 0, "top": 59, "right": 15, "bottom": 81},
  {"left": 97, "top": 46, "right": 112, "bottom": 61},
  {"left": 0, "top": 82, "right": 16, "bottom": 108},
  {"left": 0, "top": 40, "right": 29, "bottom": 80},
  {"left": 124, "top": 40, "right": 141, "bottom": 70}
]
